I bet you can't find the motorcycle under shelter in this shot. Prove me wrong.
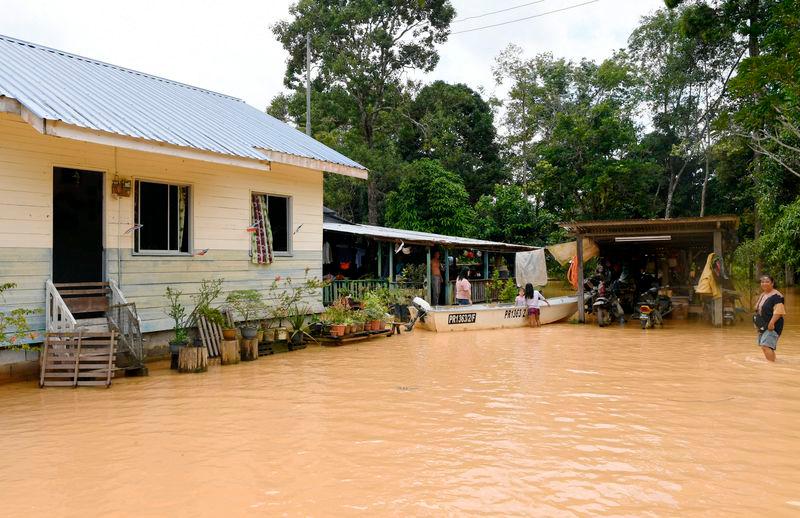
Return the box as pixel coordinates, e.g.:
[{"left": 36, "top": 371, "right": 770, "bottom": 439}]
[{"left": 560, "top": 216, "right": 740, "bottom": 326}]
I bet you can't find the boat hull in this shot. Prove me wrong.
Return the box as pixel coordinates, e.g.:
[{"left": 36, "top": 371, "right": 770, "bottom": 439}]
[{"left": 420, "top": 296, "right": 580, "bottom": 332}]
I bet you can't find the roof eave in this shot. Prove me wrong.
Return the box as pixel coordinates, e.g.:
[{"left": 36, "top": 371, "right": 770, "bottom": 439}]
[{"left": 256, "top": 147, "right": 367, "bottom": 179}]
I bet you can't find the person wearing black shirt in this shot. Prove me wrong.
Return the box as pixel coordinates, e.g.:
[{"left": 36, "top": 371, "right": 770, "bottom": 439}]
[{"left": 754, "top": 274, "right": 786, "bottom": 362}]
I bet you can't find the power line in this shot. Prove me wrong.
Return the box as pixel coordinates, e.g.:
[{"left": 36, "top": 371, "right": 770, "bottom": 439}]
[
  {"left": 453, "top": 0, "right": 548, "bottom": 23},
  {"left": 451, "top": 0, "right": 600, "bottom": 35}
]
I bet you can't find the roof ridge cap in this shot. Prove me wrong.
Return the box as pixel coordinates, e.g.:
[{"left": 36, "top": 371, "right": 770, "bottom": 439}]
[{"left": 0, "top": 33, "right": 244, "bottom": 103}]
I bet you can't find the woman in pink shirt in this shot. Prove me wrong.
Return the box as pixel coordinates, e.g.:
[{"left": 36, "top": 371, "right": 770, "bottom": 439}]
[{"left": 455, "top": 268, "right": 471, "bottom": 305}]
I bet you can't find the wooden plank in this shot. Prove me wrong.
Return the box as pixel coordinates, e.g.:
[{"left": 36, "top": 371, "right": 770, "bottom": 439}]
[
  {"left": 57, "top": 289, "right": 110, "bottom": 296},
  {"left": 54, "top": 282, "right": 110, "bottom": 288},
  {"left": 65, "top": 297, "right": 109, "bottom": 314}
]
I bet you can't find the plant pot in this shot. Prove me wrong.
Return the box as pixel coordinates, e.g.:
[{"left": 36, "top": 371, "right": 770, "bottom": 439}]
[
  {"left": 222, "top": 328, "right": 237, "bottom": 340},
  {"left": 169, "top": 340, "right": 188, "bottom": 354},
  {"left": 369, "top": 320, "right": 381, "bottom": 331},
  {"left": 290, "top": 333, "right": 303, "bottom": 346},
  {"left": 276, "top": 327, "right": 288, "bottom": 341},
  {"left": 263, "top": 328, "right": 275, "bottom": 343},
  {"left": 241, "top": 326, "right": 258, "bottom": 340},
  {"left": 353, "top": 322, "right": 364, "bottom": 333},
  {"left": 331, "top": 324, "right": 346, "bottom": 337},
  {"left": 256, "top": 329, "right": 265, "bottom": 342}
]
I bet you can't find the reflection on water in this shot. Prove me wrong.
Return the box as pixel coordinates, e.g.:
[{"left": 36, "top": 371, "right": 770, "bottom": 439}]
[{"left": 0, "top": 290, "right": 798, "bottom": 516}]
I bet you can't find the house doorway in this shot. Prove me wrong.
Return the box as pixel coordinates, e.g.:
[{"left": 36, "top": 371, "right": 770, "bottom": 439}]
[{"left": 53, "top": 167, "right": 104, "bottom": 283}]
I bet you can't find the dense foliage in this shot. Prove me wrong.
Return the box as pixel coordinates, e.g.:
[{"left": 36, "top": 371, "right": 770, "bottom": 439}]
[{"left": 271, "top": 0, "right": 800, "bottom": 278}]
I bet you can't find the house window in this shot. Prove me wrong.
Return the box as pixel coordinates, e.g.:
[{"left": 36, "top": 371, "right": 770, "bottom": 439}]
[
  {"left": 251, "top": 193, "right": 291, "bottom": 263},
  {"left": 134, "top": 180, "right": 190, "bottom": 254}
]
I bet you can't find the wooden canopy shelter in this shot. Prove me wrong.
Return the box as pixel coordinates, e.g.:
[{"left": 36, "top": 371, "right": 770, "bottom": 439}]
[{"left": 560, "top": 216, "right": 739, "bottom": 326}]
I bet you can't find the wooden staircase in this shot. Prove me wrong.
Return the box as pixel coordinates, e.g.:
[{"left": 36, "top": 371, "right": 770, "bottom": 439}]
[
  {"left": 44, "top": 280, "right": 146, "bottom": 386},
  {"left": 39, "top": 331, "right": 117, "bottom": 387}
]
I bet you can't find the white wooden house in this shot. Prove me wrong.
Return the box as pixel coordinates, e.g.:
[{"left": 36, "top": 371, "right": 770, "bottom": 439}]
[{"left": 0, "top": 34, "right": 366, "bottom": 373}]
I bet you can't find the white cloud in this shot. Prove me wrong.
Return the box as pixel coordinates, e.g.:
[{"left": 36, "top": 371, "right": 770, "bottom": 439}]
[{"left": 0, "top": 0, "right": 663, "bottom": 109}]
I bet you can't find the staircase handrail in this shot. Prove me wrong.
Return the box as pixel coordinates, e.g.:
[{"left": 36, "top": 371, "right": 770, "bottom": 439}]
[
  {"left": 45, "top": 279, "right": 76, "bottom": 332},
  {"left": 107, "top": 279, "right": 144, "bottom": 367}
]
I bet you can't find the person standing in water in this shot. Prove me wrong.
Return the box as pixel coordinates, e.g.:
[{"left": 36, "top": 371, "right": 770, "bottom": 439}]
[
  {"left": 754, "top": 274, "right": 786, "bottom": 362},
  {"left": 524, "top": 283, "right": 549, "bottom": 327},
  {"left": 430, "top": 250, "right": 443, "bottom": 306},
  {"left": 455, "top": 268, "right": 472, "bottom": 305}
]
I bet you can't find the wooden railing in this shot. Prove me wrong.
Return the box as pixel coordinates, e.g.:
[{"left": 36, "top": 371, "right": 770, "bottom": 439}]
[
  {"left": 45, "top": 279, "right": 76, "bottom": 333},
  {"left": 108, "top": 279, "right": 144, "bottom": 368},
  {"left": 323, "top": 279, "right": 424, "bottom": 305},
  {"left": 447, "top": 278, "right": 513, "bottom": 304}
]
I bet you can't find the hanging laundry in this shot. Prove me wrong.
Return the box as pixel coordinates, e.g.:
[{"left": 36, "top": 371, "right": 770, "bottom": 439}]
[
  {"left": 355, "top": 248, "right": 366, "bottom": 269},
  {"left": 515, "top": 249, "right": 548, "bottom": 287},
  {"left": 695, "top": 253, "right": 722, "bottom": 299},
  {"left": 323, "top": 241, "right": 333, "bottom": 264}
]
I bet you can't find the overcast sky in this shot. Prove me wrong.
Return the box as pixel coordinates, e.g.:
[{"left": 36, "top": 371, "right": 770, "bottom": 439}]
[{"left": 0, "top": 0, "right": 664, "bottom": 109}]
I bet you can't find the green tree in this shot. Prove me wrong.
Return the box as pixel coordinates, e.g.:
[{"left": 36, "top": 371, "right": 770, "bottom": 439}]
[
  {"left": 384, "top": 159, "right": 475, "bottom": 236},
  {"left": 273, "top": 0, "right": 456, "bottom": 224},
  {"left": 398, "top": 81, "right": 507, "bottom": 202},
  {"left": 474, "top": 184, "right": 561, "bottom": 246},
  {"left": 494, "top": 47, "right": 657, "bottom": 220},
  {"left": 628, "top": 6, "right": 741, "bottom": 217}
]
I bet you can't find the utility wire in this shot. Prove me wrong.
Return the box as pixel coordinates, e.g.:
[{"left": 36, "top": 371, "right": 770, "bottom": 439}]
[
  {"left": 451, "top": 0, "right": 600, "bottom": 35},
  {"left": 453, "top": 0, "right": 548, "bottom": 23}
]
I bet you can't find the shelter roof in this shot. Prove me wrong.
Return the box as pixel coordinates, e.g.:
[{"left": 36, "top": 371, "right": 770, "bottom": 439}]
[
  {"left": 323, "top": 222, "right": 538, "bottom": 252},
  {"left": 559, "top": 216, "right": 739, "bottom": 240},
  {"left": 0, "top": 34, "right": 365, "bottom": 176}
]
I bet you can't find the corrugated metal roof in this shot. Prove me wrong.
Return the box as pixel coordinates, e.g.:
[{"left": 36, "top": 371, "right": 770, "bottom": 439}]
[
  {"left": 0, "top": 34, "right": 365, "bottom": 171},
  {"left": 559, "top": 216, "right": 739, "bottom": 236},
  {"left": 323, "top": 222, "right": 538, "bottom": 252}
]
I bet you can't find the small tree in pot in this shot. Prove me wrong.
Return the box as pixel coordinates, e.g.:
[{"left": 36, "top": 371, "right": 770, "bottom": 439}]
[
  {"left": 225, "top": 289, "right": 265, "bottom": 339},
  {"left": 287, "top": 304, "right": 317, "bottom": 349}
]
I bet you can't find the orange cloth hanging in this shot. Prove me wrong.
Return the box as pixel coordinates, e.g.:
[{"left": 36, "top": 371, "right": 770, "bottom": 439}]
[{"left": 567, "top": 255, "right": 579, "bottom": 289}]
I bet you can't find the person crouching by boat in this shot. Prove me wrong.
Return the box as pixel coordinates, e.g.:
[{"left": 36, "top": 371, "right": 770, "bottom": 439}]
[
  {"left": 524, "top": 283, "right": 549, "bottom": 327},
  {"left": 455, "top": 268, "right": 472, "bottom": 305},
  {"left": 754, "top": 274, "right": 786, "bottom": 362}
]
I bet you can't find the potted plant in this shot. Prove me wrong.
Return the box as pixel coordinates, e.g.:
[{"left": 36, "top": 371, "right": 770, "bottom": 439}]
[
  {"left": 261, "top": 319, "right": 275, "bottom": 343},
  {"left": 225, "top": 289, "right": 265, "bottom": 339},
  {"left": 351, "top": 310, "right": 367, "bottom": 333},
  {"left": 287, "top": 305, "right": 317, "bottom": 349},
  {"left": 362, "top": 291, "right": 388, "bottom": 331},
  {"left": 322, "top": 302, "right": 349, "bottom": 337},
  {"left": 165, "top": 286, "right": 191, "bottom": 354}
]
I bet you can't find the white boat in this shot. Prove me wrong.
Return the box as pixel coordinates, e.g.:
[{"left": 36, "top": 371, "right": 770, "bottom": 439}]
[{"left": 419, "top": 296, "right": 581, "bottom": 332}]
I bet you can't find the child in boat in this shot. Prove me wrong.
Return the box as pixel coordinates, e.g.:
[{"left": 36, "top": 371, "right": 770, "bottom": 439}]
[
  {"left": 515, "top": 287, "right": 526, "bottom": 306},
  {"left": 524, "top": 283, "right": 549, "bottom": 327}
]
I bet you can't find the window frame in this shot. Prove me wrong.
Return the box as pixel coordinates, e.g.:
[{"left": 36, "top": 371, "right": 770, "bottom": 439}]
[
  {"left": 133, "top": 178, "right": 193, "bottom": 256},
  {"left": 252, "top": 192, "right": 292, "bottom": 257}
]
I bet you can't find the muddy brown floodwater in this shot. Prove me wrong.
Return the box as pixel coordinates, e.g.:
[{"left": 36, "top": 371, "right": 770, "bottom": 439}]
[{"left": 1, "top": 290, "right": 799, "bottom": 517}]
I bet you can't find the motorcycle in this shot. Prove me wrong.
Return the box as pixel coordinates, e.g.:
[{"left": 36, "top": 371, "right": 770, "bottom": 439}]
[
  {"left": 637, "top": 287, "right": 672, "bottom": 329},
  {"left": 592, "top": 279, "right": 626, "bottom": 327}
]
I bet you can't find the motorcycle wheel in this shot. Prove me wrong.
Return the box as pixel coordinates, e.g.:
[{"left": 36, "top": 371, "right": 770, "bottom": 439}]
[{"left": 596, "top": 308, "right": 607, "bottom": 327}]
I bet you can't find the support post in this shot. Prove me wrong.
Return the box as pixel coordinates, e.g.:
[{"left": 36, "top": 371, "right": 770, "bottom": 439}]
[
  {"left": 577, "top": 236, "right": 585, "bottom": 324},
  {"left": 377, "top": 242, "right": 383, "bottom": 278},
  {"left": 389, "top": 243, "right": 394, "bottom": 283},
  {"left": 713, "top": 230, "right": 723, "bottom": 327},
  {"left": 426, "top": 246, "right": 432, "bottom": 303},
  {"left": 483, "top": 251, "right": 489, "bottom": 280},
  {"left": 305, "top": 32, "right": 311, "bottom": 136},
  {"left": 444, "top": 249, "right": 450, "bottom": 304}
]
